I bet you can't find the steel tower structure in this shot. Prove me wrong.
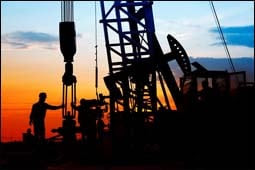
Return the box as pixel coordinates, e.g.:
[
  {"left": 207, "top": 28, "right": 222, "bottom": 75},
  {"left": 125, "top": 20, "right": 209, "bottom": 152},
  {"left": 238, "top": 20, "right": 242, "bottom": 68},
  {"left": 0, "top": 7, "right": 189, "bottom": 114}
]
[
  {"left": 100, "top": 1, "right": 192, "bottom": 116},
  {"left": 100, "top": 0, "right": 159, "bottom": 115}
]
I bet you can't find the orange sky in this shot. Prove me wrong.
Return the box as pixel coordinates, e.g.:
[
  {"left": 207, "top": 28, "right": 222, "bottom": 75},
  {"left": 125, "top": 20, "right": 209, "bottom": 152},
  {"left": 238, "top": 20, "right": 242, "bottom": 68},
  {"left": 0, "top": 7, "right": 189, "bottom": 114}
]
[
  {"left": 1, "top": 45, "right": 108, "bottom": 142},
  {"left": 1, "top": 47, "right": 176, "bottom": 142}
]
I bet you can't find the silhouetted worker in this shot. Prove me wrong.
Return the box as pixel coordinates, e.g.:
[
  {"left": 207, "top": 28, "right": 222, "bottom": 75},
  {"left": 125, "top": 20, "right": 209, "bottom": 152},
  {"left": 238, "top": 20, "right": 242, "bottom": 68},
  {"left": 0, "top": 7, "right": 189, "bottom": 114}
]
[{"left": 29, "top": 92, "right": 63, "bottom": 143}]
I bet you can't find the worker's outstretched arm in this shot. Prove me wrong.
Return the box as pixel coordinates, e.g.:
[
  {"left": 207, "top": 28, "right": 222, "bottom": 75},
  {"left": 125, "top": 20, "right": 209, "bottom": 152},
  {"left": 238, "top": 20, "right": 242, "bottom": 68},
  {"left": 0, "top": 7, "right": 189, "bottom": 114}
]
[{"left": 46, "top": 103, "right": 64, "bottom": 110}]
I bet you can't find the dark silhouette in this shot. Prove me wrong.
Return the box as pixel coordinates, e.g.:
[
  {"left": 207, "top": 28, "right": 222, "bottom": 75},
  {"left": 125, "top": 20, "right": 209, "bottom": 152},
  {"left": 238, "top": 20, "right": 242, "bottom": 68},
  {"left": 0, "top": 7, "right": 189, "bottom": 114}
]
[
  {"left": 71, "top": 99, "right": 87, "bottom": 142},
  {"left": 198, "top": 80, "right": 214, "bottom": 104},
  {"left": 22, "top": 128, "right": 35, "bottom": 144},
  {"left": 97, "top": 111, "right": 106, "bottom": 144},
  {"left": 62, "top": 111, "right": 77, "bottom": 143},
  {"left": 183, "top": 80, "right": 198, "bottom": 112},
  {"left": 29, "top": 92, "right": 63, "bottom": 143},
  {"left": 71, "top": 99, "right": 98, "bottom": 143},
  {"left": 83, "top": 104, "right": 97, "bottom": 147}
]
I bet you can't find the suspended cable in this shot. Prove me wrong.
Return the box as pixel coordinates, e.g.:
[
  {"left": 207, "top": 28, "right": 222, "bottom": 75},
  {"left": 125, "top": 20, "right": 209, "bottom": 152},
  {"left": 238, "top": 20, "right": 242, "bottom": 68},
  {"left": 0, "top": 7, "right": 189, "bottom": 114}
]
[
  {"left": 209, "top": 1, "right": 236, "bottom": 73},
  {"left": 95, "top": 1, "right": 99, "bottom": 100}
]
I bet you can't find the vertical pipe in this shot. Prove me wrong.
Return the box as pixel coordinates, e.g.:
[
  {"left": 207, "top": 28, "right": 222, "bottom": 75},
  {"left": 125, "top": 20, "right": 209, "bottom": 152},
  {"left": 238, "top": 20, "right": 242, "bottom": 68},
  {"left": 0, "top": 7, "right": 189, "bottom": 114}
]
[
  {"left": 68, "top": 1, "right": 70, "bottom": 21},
  {"left": 62, "top": 83, "right": 65, "bottom": 118},
  {"left": 61, "top": 1, "right": 63, "bottom": 21},
  {"left": 65, "top": 85, "right": 68, "bottom": 117},
  {"left": 71, "top": 2, "right": 74, "bottom": 21},
  {"left": 66, "top": 1, "right": 69, "bottom": 21},
  {"left": 74, "top": 82, "right": 76, "bottom": 117},
  {"left": 66, "top": 1, "right": 68, "bottom": 21},
  {"left": 68, "top": 1, "right": 72, "bottom": 21},
  {"left": 64, "top": 1, "right": 65, "bottom": 21},
  {"left": 66, "top": 1, "right": 67, "bottom": 21},
  {"left": 96, "top": 67, "right": 98, "bottom": 97},
  {"left": 0, "top": 77, "right": 2, "bottom": 142},
  {"left": 61, "top": 1, "right": 62, "bottom": 22},
  {"left": 71, "top": 1, "right": 74, "bottom": 21},
  {"left": 95, "top": 1, "right": 98, "bottom": 100},
  {"left": 62, "top": 1, "right": 63, "bottom": 21},
  {"left": 71, "top": 83, "right": 74, "bottom": 117}
]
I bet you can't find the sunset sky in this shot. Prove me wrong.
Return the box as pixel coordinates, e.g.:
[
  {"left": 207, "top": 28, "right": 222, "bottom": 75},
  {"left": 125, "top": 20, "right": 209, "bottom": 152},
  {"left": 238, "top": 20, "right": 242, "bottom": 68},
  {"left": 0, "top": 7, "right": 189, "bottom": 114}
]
[{"left": 1, "top": 1, "right": 254, "bottom": 142}]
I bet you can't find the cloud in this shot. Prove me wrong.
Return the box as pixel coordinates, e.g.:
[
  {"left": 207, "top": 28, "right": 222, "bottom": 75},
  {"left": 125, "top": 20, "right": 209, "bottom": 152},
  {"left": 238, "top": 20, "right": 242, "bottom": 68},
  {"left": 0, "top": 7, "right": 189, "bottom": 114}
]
[
  {"left": 210, "top": 25, "right": 254, "bottom": 48},
  {"left": 2, "top": 31, "right": 83, "bottom": 50},
  {"left": 2, "top": 31, "right": 59, "bottom": 50}
]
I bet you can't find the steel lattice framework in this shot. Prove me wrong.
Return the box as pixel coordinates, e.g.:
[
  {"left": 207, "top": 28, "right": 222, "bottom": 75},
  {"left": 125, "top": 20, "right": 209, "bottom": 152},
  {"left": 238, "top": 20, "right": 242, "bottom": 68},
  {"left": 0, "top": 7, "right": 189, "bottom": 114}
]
[
  {"left": 100, "top": 0, "right": 157, "bottom": 114},
  {"left": 100, "top": 1, "right": 192, "bottom": 115}
]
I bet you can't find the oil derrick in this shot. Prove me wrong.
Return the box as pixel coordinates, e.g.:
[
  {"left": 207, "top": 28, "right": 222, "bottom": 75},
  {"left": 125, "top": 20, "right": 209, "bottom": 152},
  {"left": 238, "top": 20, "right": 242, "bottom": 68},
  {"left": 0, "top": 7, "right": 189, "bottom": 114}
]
[
  {"left": 100, "top": 0, "right": 155, "bottom": 155},
  {"left": 99, "top": 1, "right": 193, "bottom": 154},
  {"left": 100, "top": 0, "right": 194, "bottom": 112},
  {"left": 100, "top": 1, "right": 157, "bottom": 114}
]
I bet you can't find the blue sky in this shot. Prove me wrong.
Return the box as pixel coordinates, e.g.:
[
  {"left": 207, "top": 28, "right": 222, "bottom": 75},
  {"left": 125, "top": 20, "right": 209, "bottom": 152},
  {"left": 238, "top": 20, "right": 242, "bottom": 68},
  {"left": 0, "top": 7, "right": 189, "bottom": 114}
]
[
  {"left": 1, "top": 1, "right": 254, "bottom": 141},
  {"left": 2, "top": 1, "right": 254, "bottom": 57},
  {"left": 152, "top": 1, "right": 254, "bottom": 57},
  {"left": 1, "top": 1, "right": 254, "bottom": 83}
]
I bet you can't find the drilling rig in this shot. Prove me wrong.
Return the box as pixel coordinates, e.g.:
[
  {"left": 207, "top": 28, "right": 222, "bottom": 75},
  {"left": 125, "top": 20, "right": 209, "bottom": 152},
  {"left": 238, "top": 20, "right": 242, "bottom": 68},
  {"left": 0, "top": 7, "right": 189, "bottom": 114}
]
[
  {"left": 99, "top": 0, "right": 195, "bottom": 151},
  {"left": 2, "top": 2, "right": 253, "bottom": 169},
  {"left": 52, "top": 0, "right": 253, "bottom": 163},
  {"left": 99, "top": 0, "right": 253, "bottom": 160}
]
